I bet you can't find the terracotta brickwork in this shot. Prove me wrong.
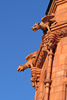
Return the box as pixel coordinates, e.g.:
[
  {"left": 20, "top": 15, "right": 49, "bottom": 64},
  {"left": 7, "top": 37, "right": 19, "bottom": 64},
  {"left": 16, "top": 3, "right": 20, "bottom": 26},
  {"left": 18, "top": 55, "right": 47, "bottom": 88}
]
[{"left": 17, "top": 0, "right": 67, "bottom": 100}]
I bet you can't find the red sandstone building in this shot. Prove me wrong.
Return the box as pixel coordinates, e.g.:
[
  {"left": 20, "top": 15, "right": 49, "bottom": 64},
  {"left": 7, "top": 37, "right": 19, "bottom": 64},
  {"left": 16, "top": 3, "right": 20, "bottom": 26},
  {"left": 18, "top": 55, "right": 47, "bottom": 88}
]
[{"left": 17, "top": 0, "right": 67, "bottom": 100}]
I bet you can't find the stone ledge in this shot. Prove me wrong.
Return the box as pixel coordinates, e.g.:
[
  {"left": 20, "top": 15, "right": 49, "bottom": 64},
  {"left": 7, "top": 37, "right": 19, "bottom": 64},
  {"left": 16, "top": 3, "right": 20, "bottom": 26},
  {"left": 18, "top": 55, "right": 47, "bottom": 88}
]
[{"left": 51, "top": 21, "right": 67, "bottom": 31}]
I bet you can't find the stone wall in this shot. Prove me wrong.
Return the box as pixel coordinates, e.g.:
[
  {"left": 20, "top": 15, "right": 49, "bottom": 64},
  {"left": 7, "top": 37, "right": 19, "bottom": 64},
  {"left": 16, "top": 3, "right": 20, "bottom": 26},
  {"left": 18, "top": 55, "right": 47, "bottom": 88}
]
[{"left": 50, "top": 37, "right": 67, "bottom": 100}]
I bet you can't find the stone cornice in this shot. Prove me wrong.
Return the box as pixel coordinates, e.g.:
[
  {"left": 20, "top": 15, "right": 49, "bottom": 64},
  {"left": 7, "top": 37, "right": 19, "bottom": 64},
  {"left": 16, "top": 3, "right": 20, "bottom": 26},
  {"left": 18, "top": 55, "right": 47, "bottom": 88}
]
[
  {"left": 48, "top": 0, "right": 67, "bottom": 15},
  {"left": 50, "top": 20, "right": 67, "bottom": 30},
  {"left": 55, "top": 0, "right": 67, "bottom": 6}
]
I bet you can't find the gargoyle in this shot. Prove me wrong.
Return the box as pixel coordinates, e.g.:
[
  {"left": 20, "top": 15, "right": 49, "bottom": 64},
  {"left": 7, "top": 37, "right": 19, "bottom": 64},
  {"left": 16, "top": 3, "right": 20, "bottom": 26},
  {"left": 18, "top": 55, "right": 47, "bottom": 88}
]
[
  {"left": 31, "top": 13, "right": 56, "bottom": 32},
  {"left": 17, "top": 51, "right": 37, "bottom": 72}
]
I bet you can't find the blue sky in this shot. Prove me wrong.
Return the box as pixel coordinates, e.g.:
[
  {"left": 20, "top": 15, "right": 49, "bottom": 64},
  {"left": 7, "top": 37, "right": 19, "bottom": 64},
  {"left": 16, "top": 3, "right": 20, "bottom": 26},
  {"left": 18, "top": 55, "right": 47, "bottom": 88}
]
[{"left": 0, "top": 0, "right": 50, "bottom": 100}]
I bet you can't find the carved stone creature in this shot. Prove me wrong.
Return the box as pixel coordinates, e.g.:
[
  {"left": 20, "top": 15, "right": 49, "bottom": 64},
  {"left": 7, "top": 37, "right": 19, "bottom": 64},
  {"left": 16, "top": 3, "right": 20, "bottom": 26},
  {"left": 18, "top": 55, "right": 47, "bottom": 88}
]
[
  {"left": 17, "top": 51, "right": 37, "bottom": 72},
  {"left": 31, "top": 13, "right": 56, "bottom": 32}
]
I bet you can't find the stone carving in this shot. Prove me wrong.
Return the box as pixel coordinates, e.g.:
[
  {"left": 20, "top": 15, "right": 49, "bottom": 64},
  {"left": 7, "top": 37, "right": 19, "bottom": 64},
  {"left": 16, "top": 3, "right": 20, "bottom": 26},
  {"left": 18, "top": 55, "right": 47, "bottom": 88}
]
[
  {"left": 17, "top": 0, "right": 67, "bottom": 99},
  {"left": 17, "top": 51, "right": 41, "bottom": 89},
  {"left": 31, "top": 13, "right": 56, "bottom": 32},
  {"left": 17, "top": 9, "right": 67, "bottom": 94},
  {"left": 17, "top": 51, "right": 37, "bottom": 72},
  {"left": 33, "top": 28, "right": 67, "bottom": 68},
  {"left": 30, "top": 67, "right": 41, "bottom": 88}
]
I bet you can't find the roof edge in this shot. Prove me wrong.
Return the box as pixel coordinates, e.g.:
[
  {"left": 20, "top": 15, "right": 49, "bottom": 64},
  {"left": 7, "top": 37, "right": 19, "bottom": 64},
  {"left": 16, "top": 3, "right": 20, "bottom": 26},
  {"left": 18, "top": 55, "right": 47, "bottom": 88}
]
[{"left": 45, "top": 0, "right": 53, "bottom": 15}]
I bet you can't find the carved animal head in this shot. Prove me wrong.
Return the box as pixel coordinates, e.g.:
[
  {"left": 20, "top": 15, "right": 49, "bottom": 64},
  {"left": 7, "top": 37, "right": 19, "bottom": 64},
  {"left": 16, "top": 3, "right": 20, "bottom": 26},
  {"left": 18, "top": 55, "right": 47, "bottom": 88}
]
[
  {"left": 31, "top": 13, "right": 56, "bottom": 32},
  {"left": 31, "top": 23, "right": 40, "bottom": 31},
  {"left": 17, "top": 51, "right": 37, "bottom": 72}
]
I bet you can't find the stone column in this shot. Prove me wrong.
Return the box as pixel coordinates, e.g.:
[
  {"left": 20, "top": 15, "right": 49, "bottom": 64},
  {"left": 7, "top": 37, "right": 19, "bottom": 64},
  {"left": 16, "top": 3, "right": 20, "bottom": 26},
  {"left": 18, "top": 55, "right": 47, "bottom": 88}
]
[{"left": 44, "top": 49, "right": 54, "bottom": 100}]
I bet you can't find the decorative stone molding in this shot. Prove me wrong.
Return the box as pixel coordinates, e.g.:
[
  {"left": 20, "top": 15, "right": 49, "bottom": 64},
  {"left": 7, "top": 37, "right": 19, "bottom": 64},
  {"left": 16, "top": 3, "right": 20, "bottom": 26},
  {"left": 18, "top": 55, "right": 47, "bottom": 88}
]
[
  {"left": 30, "top": 67, "right": 41, "bottom": 89},
  {"left": 48, "top": 0, "right": 67, "bottom": 15},
  {"left": 44, "top": 79, "right": 52, "bottom": 84}
]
